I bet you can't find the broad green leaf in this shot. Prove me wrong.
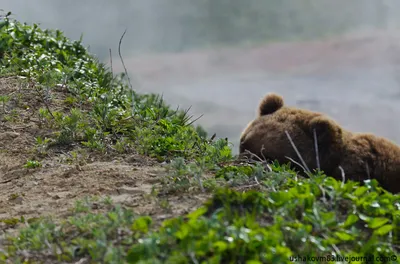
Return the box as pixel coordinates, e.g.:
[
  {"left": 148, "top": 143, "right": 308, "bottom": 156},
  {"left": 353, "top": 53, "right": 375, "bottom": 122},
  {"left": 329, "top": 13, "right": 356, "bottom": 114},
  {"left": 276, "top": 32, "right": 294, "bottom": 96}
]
[
  {"left": 213, "top": 241, "right": 228, "bottom": 252},
  {"left": 335, "top": 231, "right": 355, "bottom": 241},
  {"left": 175, "top": 224, "right": 190, "bottom": 240},
  {"left": 343, "top": 214, "right": 359, "bottom": 228},
  {"left": 373, "top": 224, "right": 393, "bottom": 236},
  {"left": 187, "top": 206, "right": 207, "bottom": 221},
  {"left": 367, "top": 218, "right": 390, "bottom": 229},
  {"left": 353, "top": 186, "right": 368, "bottom": 197},
  {"left": 131, "top": 216, "right": 152, "bottom": 233},
  {"left": 246, "top": 261, "right": 262, "bottom": 264}
]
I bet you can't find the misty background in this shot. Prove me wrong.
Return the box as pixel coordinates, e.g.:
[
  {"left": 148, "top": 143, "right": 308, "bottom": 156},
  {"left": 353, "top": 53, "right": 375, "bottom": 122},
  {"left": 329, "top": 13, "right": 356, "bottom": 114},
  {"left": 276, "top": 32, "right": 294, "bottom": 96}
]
[{"left": 3, "top": 0, "right": 400, "bottom": 153}]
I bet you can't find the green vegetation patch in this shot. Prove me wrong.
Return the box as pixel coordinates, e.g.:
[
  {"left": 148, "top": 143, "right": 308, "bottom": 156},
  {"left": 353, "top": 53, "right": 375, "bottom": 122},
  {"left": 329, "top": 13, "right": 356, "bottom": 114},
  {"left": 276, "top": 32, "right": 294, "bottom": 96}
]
[
  {"left": 2, "top": 174, "right": 399, "bottom": 263},
  {"left": 0, "top": 11, "right": 216, "bottom": 162}
]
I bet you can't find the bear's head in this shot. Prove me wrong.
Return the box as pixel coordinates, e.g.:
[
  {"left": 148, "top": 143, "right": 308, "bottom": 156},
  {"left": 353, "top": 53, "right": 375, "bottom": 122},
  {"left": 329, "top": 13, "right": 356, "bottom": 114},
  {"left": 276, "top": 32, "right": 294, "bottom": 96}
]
[{"left": 239, "top": 93, "right": 345, "bottom": 174}]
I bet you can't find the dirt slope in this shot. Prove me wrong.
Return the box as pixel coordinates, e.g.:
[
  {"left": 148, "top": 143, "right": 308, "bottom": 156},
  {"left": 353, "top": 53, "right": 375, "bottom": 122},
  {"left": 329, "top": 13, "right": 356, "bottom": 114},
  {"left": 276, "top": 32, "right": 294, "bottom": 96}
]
[{"left": 0, "top": 77, "right": 209, "bottom": 235}]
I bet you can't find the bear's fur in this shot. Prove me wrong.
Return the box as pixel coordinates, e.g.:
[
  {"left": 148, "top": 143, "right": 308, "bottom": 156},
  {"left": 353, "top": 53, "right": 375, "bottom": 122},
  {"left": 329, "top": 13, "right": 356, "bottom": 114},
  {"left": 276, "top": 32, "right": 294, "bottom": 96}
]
[{"left": 239, "top": 93, "right": 400, "bottom": 193}]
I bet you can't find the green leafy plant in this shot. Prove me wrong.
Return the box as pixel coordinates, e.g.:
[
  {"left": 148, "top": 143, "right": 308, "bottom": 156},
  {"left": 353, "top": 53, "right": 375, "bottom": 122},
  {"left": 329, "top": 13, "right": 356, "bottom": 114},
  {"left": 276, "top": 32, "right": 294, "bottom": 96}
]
[
  {"left": 35, "top": 136, "right": 51, "bottom": 155},
  {"left": 23, "top": 160, "right": 42, "bottom": 169}
]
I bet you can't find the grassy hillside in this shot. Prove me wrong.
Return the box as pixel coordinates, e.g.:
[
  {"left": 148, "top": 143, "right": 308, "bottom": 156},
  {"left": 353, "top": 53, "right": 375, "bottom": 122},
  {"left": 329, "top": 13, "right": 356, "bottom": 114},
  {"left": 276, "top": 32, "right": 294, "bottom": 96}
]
[{"left": 0, "top": 12, "right": 399, "bottom": 264}]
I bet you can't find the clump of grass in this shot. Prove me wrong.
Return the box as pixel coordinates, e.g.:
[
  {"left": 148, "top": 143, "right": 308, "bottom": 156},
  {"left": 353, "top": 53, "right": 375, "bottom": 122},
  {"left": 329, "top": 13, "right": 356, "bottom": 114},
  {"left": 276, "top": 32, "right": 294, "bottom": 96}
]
[
  {"left": 0, "top": 11, "right": 221, "bottom": 163},
  {"left": 0, "top": 95, "right": 10, "bottom": 113}
]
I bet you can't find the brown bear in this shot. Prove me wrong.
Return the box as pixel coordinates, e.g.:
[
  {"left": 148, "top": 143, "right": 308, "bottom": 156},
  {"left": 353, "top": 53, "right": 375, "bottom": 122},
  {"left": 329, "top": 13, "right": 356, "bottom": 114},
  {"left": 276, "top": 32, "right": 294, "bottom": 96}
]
[{"left": 239, "top": 93, "right": 400, "bottom": 193}]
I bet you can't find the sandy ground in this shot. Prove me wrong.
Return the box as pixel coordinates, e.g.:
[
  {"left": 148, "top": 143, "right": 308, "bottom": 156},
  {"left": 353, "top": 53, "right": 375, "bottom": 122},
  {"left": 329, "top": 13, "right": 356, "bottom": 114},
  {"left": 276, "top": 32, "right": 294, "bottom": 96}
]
[{"left": 116, "top": 30, "right": 400, "bottom": 154}]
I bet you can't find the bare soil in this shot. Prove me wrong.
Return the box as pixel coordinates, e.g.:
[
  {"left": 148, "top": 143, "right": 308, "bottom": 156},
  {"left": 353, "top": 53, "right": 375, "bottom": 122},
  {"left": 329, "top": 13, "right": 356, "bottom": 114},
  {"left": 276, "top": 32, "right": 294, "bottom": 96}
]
[{"left": 0, "top": 76, "right": 209, "bottom": 237}]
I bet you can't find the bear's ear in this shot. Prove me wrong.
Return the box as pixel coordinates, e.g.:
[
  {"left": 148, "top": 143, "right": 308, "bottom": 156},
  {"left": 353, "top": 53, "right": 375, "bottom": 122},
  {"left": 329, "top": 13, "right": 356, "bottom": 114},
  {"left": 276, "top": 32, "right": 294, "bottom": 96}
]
[
  {"left": 309, "top": 116, "right": 342, "bottom": 145},
  {"left": 258, "top": 93, "right": 284, "bottom": 116}
]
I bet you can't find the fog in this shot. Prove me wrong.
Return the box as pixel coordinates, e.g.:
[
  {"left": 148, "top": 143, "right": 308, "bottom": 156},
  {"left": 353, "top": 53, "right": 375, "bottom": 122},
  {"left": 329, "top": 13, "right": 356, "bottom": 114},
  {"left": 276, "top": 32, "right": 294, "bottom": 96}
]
[{"left": 3, "top": 0, "right": 400, "bottom": 153}]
